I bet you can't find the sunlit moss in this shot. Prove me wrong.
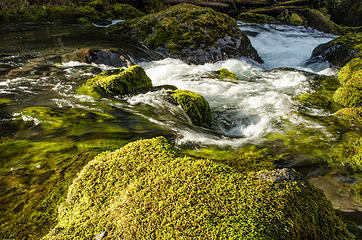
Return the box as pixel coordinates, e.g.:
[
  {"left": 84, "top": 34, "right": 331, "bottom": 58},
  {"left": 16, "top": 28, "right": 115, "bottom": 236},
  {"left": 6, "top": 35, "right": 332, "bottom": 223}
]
[
  {"left": 44, "top": 137, "right": 350, "bottom": 239},
  {"left": 333, "top": 87, "right": 361, "bottom": 108},
  {"left": 216, "top": 68, "right": 238, "bottom": 80},
  {"left": 335, "top": 107, "right": 362, "bottom": 125},
  {"left": 171, "top": 89, "right": 213, "bottom": 128},
  {"left": 79, "top": 65, "right": 152, "bottom": 97}
]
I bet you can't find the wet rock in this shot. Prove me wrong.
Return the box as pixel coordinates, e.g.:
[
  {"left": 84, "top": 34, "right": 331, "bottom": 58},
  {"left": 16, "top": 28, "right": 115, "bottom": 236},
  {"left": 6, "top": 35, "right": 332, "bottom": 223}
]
[
  {"left": 78, "top": 65, "right": 153, "bottom": 97},
  {"left": 61, "top": 48, "right": 134, "bottom": 68},
  {"left": 256, "top": 168, "right": 300, "bottom": 184},
  {"left": 310, "top": 32, "right": 362, "bottom": 67},
  {"left": 107, "top": 4, "right": 263, "bottom": 64},
  {"left": 170, "top": 89, "right": 213, "bottom": 128}
]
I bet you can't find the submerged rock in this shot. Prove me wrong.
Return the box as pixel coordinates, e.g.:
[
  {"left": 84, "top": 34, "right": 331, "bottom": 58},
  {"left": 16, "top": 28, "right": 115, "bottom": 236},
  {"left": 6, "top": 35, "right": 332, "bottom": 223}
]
[
  {"left": 61, "top": 48, "right": 134, "bottom": 68},
  {"left": 311, "top": 32, "right": 362, "bottom": 67},
  {"left": 78, "top": 65, "right": 153, "bottom": 97},
  {"left": 107, "top": 4, "right": 263, "bottom": 64},
  {"left": 171, "top": 90, "right": 213, "bottom": 128},
  {"left": 44, "top": 137, "right": 351, "bottom": 239}
]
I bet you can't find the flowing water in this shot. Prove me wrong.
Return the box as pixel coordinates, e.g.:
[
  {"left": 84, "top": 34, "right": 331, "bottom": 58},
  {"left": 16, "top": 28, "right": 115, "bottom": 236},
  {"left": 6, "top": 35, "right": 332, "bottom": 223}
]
[{"left": 0, "top": 21, "right": 360, "bottom": 238}]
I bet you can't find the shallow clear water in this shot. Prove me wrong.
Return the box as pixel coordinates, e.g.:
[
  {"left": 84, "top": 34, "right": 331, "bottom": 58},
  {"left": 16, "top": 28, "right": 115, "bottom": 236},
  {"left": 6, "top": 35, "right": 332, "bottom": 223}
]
[{"left": 0, "top": 21, "right": 360, "bottom": 238}]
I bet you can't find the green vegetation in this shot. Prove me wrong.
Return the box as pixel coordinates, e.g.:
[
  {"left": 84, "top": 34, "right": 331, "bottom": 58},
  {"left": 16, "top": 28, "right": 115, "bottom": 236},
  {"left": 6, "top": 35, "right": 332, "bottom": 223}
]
[
  {"left": 44, "top": 137, "right": 350, "bottom": 240},
  {"left": 171, "top": 90, "right": 213, "bottom": 128},
  {"left": 78, "top": 65, "right": 153, "bottom": 97},
  {"left": 328, "top": 132, "right": 361, "bottom": 173},
  {"left": 216, "top": 68, "right": 238, "bottom": 80},
  {"left": 296, "top": 75, "right": 340, "bottom": 111},
  {"left": 236, "top": 12, "right": 276, "bottom": 24},
  {"left": 0, "top": 0, "right": 145, "bottom": 23},
  {"left": 333, "top": 87, "right": 361, "bottom": 108},
  {"left": 335, "top": 108, "right": 362, "bottom": 125},
  {"left": 338, "top": 57, "right": 362, "bottom": 88},
  {"left": 107, "top": 3, "right": 262, "bottom": 63}
]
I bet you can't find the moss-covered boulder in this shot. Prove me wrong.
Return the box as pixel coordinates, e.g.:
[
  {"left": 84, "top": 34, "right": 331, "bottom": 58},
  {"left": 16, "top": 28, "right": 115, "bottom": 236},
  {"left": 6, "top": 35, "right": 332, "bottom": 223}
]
[
  {"left": 333, "top": 87, "right": 361, "bottom": 108},
  {"left": 311, "top": 32, "right": 362, "bottom": 67},
  {"left": 44, "top": 137, "right": 350, "bottom": 239},
  {"left": 171, "top": 90, "right": 213, "bottom": 128},
  {"left": 215, "top": 68, "right": 238, "bottom": 80},
  {"left": 335, "top": 108, "right": 362, "bottom": 126},
  {"left": 107, "top": 4, "right": 263, "bottom": 64},
  {"left": 78, "top": 65, "right": 153, "bottom": 97},
  {"left": 296, "top": 75, "right": 340, "bottom": 111},
  {"left": 338, "top": 57, "right": 362, "bottom": 88}
]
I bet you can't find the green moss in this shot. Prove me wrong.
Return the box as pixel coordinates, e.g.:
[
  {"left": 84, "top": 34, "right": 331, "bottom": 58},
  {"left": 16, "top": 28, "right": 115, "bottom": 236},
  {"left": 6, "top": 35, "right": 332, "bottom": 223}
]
[
  {"left": 0, "top": 1, "right": 143, "bottom": 23},
  {"left": 296, "top": 75, "right": 340, "bottom": 111},
  {"left": 327, "top": 132, "right": 361, "bottom": 173},
  {"left": 108, "top": 3, "right": 145, "bottom": 19},
  {"left": 216, "top": 68, "right": 238, "bottom": 80},
  {"left": 0, "top": 98, "right": 11, "bottom": 106},
  {"left": 171, "top": 89, "right": 213, "bottom": 128},
  {"left": 108, "top": 4, "right": 240, "bottom": 50},
  {"left": 0, "top": 138, "right": 127, "bottom": 240},
  {"left": 44, "top": 137, "right": 350, "bottom": 239},
  {"left": 107, "top": 4, "right": 262, "bottom": 63},
  {"left": 236, "top": 12, "right": 276, "bottom": 24},
  {"left": 289, "top": 12, "right": 304, "bottom": 25},
  {"left": 338, "top": 57, "right": 362, "bottom": 88},
  {"left": 333, "top": 87, "right": 361, "bottom": 108},
  {"left": 80, "top": 65, "right": 152, "bottom": 97},
  {"left": 335, "top": 108, "right": 362, "bottom": 125}
]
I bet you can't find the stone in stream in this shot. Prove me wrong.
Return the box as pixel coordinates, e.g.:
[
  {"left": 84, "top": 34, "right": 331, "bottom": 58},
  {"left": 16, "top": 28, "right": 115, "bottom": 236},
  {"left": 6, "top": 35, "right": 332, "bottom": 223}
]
[
  {"left": 170, "top": 89, "right": 213, "bottom": 128},
  {"left": 107, "top": 4, "right": 263, "bottom": 64},
  {"left": 78, "top": 65, "right": 153, "bottom": 98},
  {"left": 310, "top": 32, "right": 362, "bottom": 67},
  {"left": 44, "top": 137, "right": 351, "bottom": 239}
]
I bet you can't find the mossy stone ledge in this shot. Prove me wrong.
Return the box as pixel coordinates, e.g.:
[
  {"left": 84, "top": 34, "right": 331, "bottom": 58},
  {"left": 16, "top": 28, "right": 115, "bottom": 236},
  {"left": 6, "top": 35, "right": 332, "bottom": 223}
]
[
  {"left": 107, "top": 3, "right": 263, "bottom": 64},
  {"left": 44, "top": 137, "right": 351, "bottom": 240},
  {"left": 171, "top": 89, "right": 213, "bottom": 128},
  {"left": 338, "top": 57, "right": 362, "bottom": 89},
  {"left": 78, "top": 65, "right": 153, "bottom": 98},
  {"left": 311, "top": 32, "right": 362, "bottom": 67}
]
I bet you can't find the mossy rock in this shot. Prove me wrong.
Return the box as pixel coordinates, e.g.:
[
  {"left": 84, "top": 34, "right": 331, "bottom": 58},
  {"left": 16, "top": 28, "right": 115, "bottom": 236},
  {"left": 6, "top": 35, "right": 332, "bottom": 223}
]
[
  {"left": 236, "top": 12, "right": 277, "bottom": 24},
  {"left": 311, "top": 32, "right": 362, "bottom": 67},
  {"left": 338, "top": 57, "right": 362, "bottom": 88},
  {"left": 335, "top": 108, "right": 362, "bottom": 126},
  {"left": 216, "top": 68, "right": 238, "bottom": 80},
  {"left": 78, "top": 65, "right": 152, "bottom": 97},
  {"left": 61, "top": 48, "right": 133, "bottom": 68},
  {"left": 333, "top": 87, "right": 361, "bottom": 108},
  {"left": 107, "top": 4, "right": 263, "bottom": 64},
  {"left": 44, "top": 137, "right": 351, "bottom": 239},
  {"left": 171, "top": 90, "right": 213, "bottom": 128},
  {"left": 296, "top": 75, "right": 340, "bottom": 111},
  {"left": 328, "top": 132, "right": 362, "bottom": 173},
  {"left": 288, "top": 12, "right": 304, "bottom": 25}
]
